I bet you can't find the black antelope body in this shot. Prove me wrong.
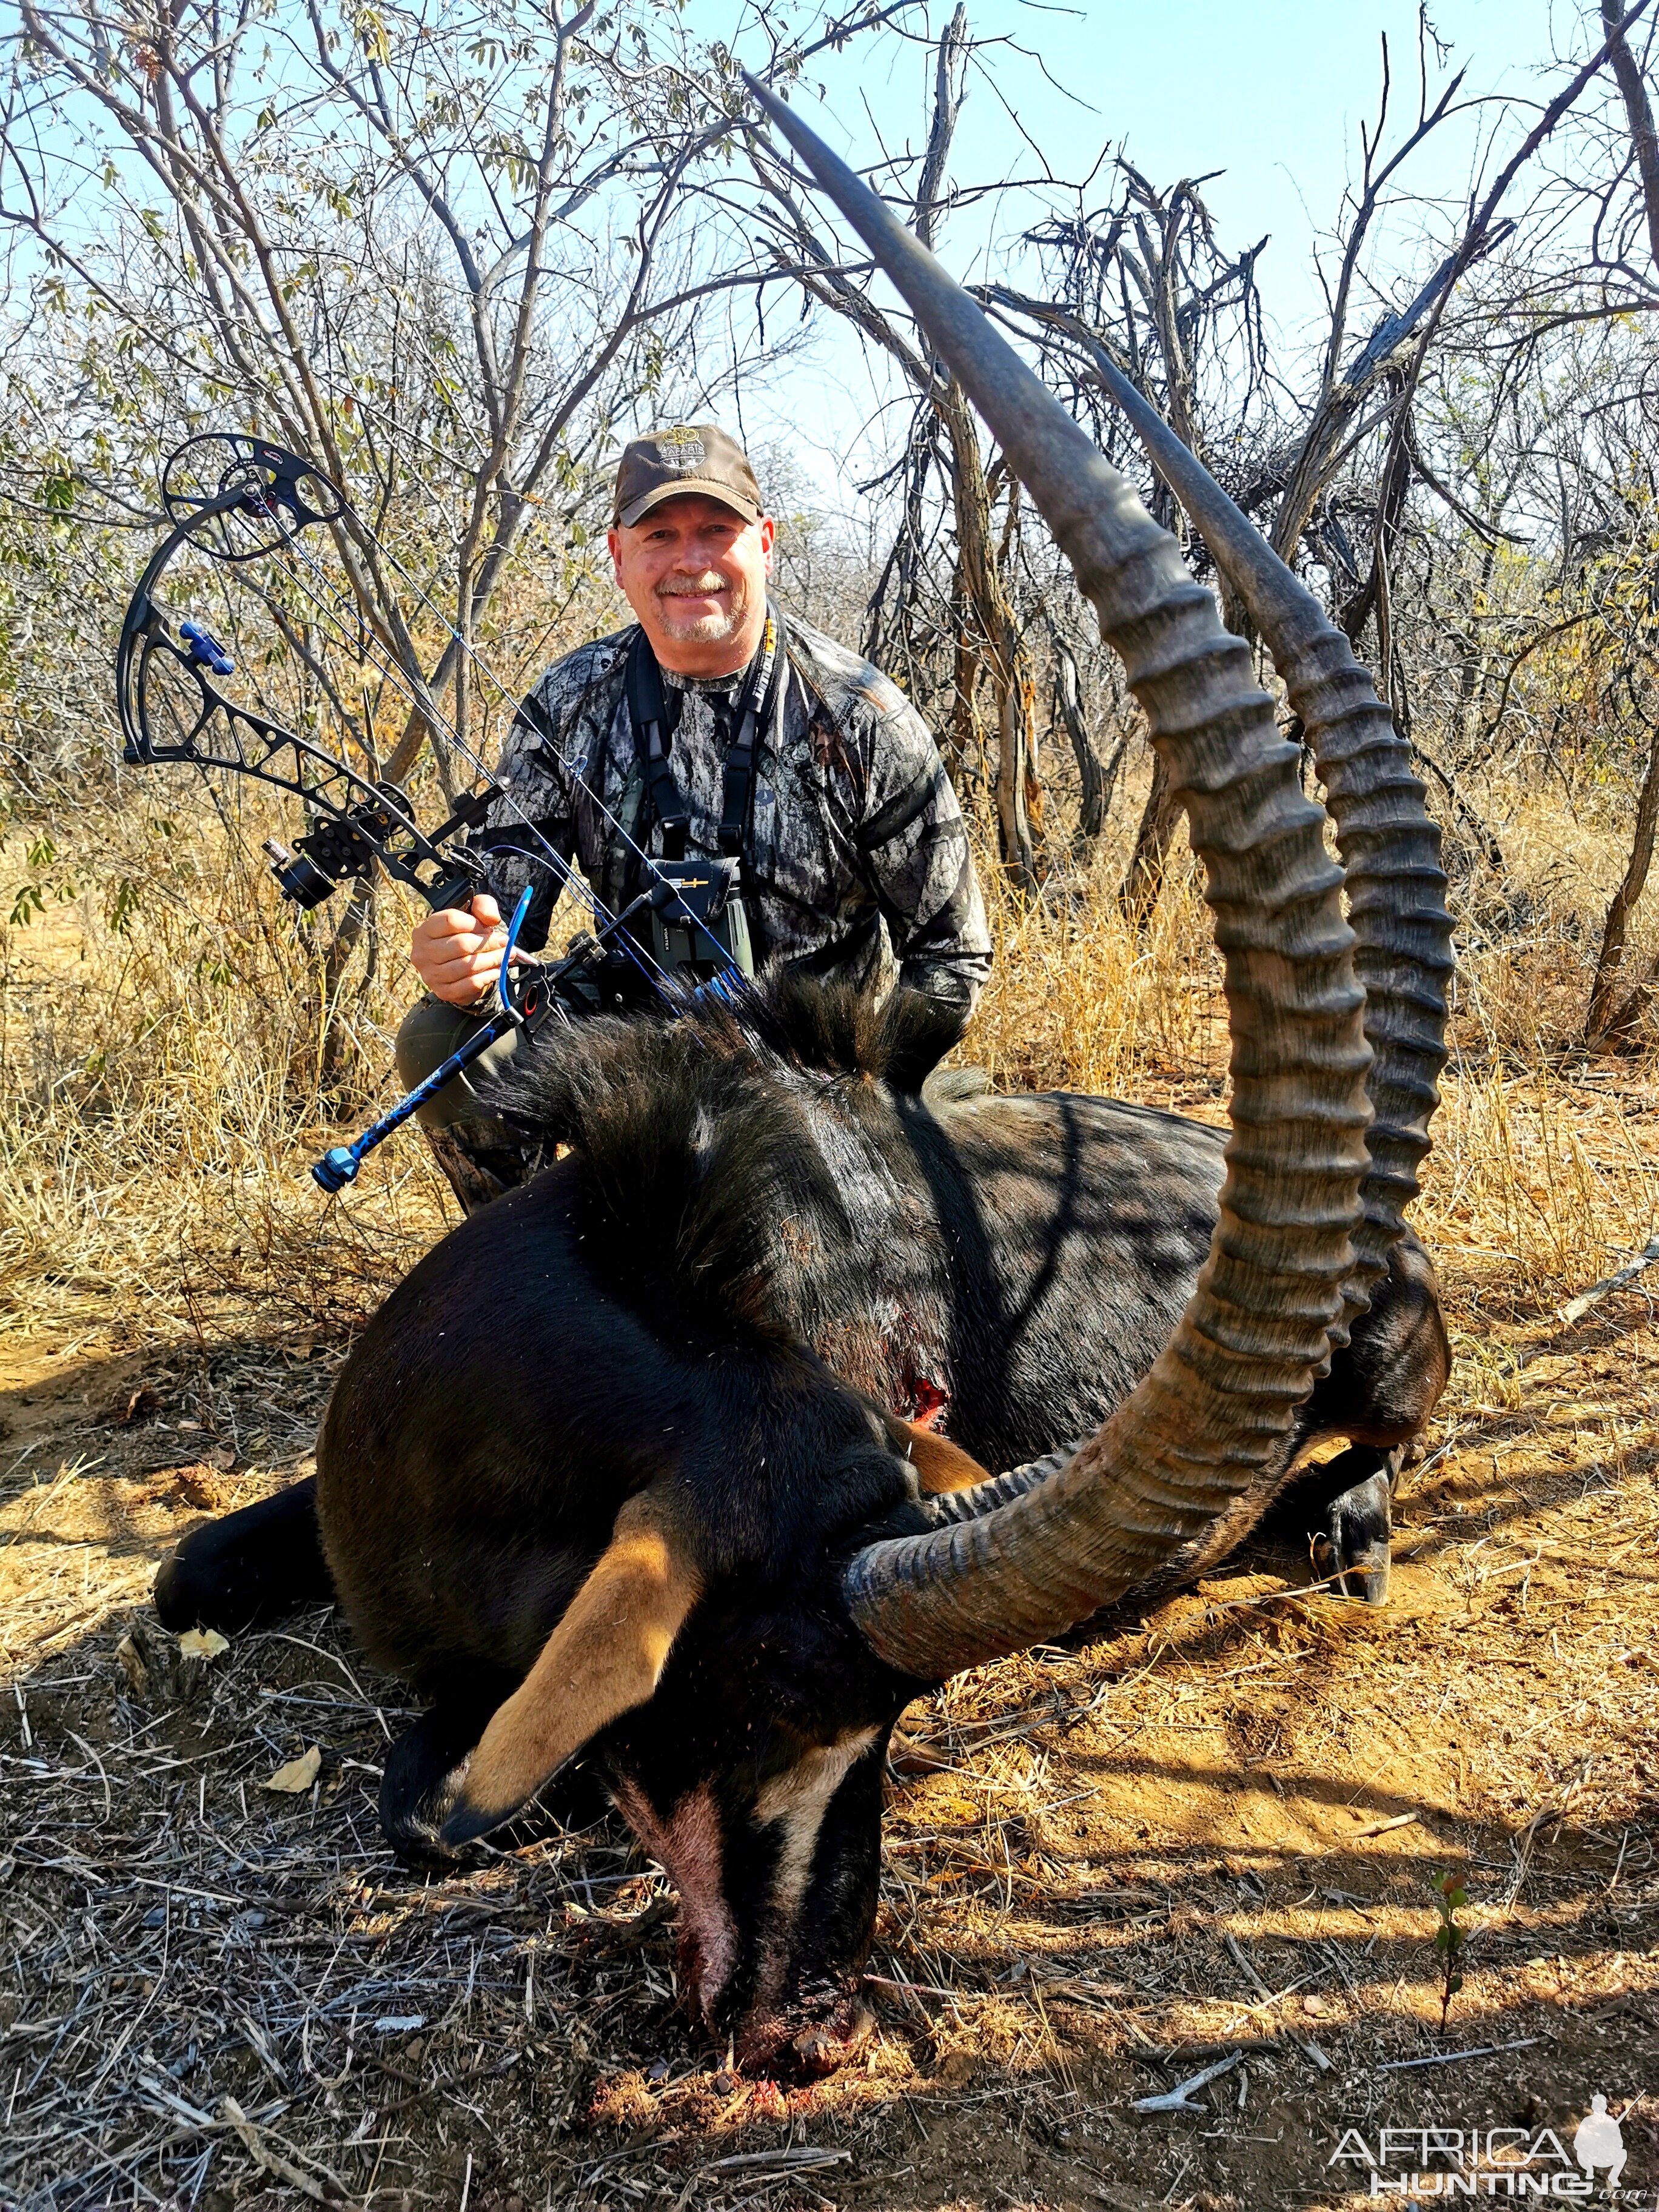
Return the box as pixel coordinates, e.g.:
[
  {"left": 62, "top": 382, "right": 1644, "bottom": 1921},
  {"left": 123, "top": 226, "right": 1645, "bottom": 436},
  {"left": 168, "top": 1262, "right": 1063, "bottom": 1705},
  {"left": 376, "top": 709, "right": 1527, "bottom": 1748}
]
[{"left": 156, "top": 85, "right": 1453, "bottom": 2074}]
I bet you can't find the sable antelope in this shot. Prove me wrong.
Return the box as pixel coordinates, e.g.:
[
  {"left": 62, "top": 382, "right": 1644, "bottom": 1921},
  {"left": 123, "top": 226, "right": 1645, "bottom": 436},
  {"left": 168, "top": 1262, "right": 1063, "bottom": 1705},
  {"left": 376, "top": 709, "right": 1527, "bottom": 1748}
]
[{"left": 155, "top": 87, "right": 1453, "bottom": 2074}]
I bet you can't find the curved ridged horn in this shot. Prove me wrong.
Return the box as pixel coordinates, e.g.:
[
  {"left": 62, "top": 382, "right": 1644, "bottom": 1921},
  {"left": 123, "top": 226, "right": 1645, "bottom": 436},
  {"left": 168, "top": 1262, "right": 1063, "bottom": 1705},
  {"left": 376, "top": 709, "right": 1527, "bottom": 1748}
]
[
  {"left": 746, "top": 77, "right": 1376, "bottom": 1680},
  {"left": 1090, "top": 363, "right": 1452, "bottom": 1321},
  {"left": 906, "top": 393, "right": 1457, "bottom": 1546}
]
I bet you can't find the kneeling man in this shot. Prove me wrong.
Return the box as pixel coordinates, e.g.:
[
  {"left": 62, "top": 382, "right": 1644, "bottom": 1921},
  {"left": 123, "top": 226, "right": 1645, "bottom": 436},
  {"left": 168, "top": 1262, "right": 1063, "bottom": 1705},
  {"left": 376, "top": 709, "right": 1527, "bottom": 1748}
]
[{"left": 398, "top": 423, "right": 992, "bottom": 1207}]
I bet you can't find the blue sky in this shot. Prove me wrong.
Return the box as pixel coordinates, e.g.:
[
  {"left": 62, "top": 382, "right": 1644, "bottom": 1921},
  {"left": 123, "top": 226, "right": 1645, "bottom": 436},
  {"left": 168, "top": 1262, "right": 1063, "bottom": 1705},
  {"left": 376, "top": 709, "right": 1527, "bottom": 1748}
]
[
  {"left": 726, "top": 0, "right": 1587, "bottom": 501},
  {"left": 4, "top": 0, "right": 1604, "bottom": 521}
]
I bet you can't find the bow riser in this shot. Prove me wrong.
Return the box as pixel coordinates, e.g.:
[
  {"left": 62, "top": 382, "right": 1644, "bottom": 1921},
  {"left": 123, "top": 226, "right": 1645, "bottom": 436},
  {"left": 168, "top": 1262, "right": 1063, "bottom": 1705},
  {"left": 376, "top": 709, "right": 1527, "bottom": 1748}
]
[{"left": 118, "top": 506, "right": 487, "bottom": 917}]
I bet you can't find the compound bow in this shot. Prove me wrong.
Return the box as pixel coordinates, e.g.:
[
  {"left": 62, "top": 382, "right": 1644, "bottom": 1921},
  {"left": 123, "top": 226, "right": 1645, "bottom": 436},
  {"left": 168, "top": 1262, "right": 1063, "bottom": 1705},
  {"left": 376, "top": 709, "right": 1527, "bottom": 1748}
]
[{"left": 118, "top": 434, "right": 751, "bottom": 1190}]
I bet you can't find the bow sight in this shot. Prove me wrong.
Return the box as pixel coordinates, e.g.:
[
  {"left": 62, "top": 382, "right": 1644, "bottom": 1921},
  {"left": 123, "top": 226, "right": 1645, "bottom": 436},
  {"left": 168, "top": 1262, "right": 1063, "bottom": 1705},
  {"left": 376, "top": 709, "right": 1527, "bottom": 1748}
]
[{"left": 119, "top": 432, "right": 754, "bottom": 1193}]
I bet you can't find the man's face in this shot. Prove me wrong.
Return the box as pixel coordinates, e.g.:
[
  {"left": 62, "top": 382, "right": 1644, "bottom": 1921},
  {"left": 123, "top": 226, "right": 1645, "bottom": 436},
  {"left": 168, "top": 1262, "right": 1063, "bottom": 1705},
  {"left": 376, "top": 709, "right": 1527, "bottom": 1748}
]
[{"left": 609, "top": 494, "right": 776, "bottom": 674}]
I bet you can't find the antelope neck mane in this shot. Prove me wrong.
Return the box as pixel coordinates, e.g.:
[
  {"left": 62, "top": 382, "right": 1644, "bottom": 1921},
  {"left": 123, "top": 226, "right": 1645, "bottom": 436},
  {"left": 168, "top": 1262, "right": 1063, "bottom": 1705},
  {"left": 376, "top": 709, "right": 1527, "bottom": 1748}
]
[{"left": 491, "top": 979, "right": 964, "bottom": 1336}]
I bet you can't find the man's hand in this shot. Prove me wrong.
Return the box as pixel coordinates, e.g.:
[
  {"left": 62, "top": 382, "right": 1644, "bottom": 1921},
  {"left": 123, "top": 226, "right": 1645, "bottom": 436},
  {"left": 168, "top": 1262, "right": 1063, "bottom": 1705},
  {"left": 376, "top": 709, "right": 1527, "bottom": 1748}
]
[{"left": 410, "top": 893, "right": 509, "bottom": 1007}]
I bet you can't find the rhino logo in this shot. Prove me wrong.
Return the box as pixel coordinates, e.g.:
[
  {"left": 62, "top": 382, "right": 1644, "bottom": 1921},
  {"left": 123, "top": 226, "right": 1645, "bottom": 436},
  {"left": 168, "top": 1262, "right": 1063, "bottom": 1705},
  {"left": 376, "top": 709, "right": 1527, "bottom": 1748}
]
[{"left": 1573, "top": 2097, "right": 1626, "bottom": 2192}]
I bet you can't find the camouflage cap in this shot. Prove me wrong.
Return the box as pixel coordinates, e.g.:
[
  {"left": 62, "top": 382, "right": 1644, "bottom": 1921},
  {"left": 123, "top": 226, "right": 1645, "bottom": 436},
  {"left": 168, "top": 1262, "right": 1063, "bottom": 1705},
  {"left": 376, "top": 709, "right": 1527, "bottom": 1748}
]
[{"left": 612, "top": 423, "right": 765, "bottom": 529}]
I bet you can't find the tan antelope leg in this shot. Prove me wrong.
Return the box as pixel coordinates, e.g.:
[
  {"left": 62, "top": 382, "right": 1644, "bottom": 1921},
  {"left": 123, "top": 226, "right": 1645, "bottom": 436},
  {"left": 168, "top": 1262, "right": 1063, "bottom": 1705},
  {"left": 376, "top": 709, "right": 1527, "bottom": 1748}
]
[{"left": 443, "top": 1491, "right": 701, "bottom": 1845}]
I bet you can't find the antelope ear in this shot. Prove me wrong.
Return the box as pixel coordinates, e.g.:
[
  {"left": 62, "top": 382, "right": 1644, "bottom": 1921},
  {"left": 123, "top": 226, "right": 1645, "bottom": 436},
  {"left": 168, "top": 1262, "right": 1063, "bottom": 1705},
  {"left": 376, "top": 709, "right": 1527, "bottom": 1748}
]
[
  {"left": 896, "top": 1416, "right": 991, "bottom": 1496},
  {"left": 441, "top": 1493, "right": 700, "bottom": 1848}
]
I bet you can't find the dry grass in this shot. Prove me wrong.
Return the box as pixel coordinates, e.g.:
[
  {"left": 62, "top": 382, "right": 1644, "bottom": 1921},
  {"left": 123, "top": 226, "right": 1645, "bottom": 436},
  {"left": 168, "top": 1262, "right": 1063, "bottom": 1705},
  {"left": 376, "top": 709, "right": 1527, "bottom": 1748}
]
[
  {"left": 966, "top": 840, "right": 1224, "bottom": 1103},
  {"left": 0, "top": 800, "right": 453, "bottom": 1357},
  {"left": 2, "top": 762, "right": 1658, "bottom": 2210},
  {"left": 3, "top": 1315, "right": 1655, "bottom": 2212},
  {"left": 4, "top": 756, "right": 1657, "bottom": 1346}
]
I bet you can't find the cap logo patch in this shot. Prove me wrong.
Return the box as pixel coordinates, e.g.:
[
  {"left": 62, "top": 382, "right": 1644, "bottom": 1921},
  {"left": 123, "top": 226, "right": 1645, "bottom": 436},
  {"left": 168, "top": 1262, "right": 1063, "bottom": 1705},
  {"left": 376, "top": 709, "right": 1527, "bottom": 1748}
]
[{"left": 658, "top": 426, "right": 706, "bottom": 469}]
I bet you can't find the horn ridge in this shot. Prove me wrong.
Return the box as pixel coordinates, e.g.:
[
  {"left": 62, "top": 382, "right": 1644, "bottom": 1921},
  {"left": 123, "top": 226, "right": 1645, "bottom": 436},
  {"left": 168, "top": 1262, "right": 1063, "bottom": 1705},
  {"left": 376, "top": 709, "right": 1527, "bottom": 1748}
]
[{"left": 1082, "top": 355, "right": 1453, "bottom": 1326}]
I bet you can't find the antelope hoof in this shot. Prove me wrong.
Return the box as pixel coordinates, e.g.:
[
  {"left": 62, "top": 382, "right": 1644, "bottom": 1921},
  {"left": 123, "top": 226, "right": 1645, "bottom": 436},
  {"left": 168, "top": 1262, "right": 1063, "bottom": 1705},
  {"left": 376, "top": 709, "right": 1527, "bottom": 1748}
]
[
  {"left": 381, "top": 1706, "right": 489, "bottom": 1868},
  {"left": 153, "top": 1477, "right": 332, "bottom": 1635},
  {"left": 1313, "top": 1467, "right": 1392, "bottom": 1607}
]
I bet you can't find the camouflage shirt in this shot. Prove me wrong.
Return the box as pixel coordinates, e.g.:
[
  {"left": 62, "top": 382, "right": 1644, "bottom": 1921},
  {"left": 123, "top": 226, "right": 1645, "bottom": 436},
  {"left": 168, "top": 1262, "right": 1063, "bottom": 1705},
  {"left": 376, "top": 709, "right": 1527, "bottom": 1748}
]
[{"left": 474, "top": 612, "right": 992, "bottom": 1014}]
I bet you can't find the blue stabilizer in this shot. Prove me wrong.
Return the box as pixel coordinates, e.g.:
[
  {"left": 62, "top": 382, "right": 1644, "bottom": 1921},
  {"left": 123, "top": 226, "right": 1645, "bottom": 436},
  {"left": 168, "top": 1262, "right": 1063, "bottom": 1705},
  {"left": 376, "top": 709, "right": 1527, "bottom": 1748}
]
[
  {"left": 311, "top": 1010, "right": 515, "bottom": 1192},
  {"left": 313, "top": 1145, "right": 362, "bottom": 1193},
  {"left": 313, "top": 887, "right": 540, "bottom": 1193}
]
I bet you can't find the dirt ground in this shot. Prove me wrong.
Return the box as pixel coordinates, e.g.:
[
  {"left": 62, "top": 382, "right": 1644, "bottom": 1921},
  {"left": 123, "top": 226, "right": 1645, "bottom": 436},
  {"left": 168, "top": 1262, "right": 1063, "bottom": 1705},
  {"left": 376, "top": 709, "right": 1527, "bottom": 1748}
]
[{"left": 3, "top": 1088, "right": 1658, "bottom": 2212}]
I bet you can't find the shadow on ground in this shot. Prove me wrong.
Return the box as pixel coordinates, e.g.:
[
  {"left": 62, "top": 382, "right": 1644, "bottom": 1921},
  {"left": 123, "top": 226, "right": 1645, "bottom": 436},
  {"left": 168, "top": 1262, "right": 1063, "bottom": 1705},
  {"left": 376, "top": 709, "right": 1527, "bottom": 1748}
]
[{"left": 1, "top": 1315, "right": 1655, "bottom": 2211}]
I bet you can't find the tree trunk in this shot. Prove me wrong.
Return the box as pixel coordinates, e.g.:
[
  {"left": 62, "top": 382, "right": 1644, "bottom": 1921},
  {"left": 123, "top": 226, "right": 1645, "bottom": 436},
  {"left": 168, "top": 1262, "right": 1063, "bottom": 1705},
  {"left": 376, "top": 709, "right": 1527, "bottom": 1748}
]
[
  {"left": 1051, "top": 631, "right": 1120, "bottom": 852},
  {"left": 938, "top": 380, "right": 1043, "bottom": 890},
  {"left": 950, "top": 567, "right": 980, "bottom": 783},
  {"left": 1004, "top": 484, "right": 1048, "bottom": 862},
  {"left": 1603, "top": 0, "right": 1659, "bottom": 270},
  {"left": 1119, "top": 748, "right": 1184, "bottom": 922},
  {"left": 1583, "top": 1, "right": 1659, "bottom": 1050},
  {"left": 318, "top": 880, "right": 377, "bottom": 1098},
  {"left": 997, "top": 662, "right": 1040, "bottom": 882},
  {"left": 1587, "top": 722, "right": 1659, "bottom": 1047}
]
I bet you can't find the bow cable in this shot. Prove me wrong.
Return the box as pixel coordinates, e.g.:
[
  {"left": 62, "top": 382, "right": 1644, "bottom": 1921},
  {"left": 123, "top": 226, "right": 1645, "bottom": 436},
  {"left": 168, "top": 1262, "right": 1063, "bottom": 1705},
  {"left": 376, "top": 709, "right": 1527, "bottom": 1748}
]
[
  {"left": 247, "top": 527, "right": 677, "bottom": 999},
  {"left": 133, "top": 442, "right": 737, "bottom": 1006}
]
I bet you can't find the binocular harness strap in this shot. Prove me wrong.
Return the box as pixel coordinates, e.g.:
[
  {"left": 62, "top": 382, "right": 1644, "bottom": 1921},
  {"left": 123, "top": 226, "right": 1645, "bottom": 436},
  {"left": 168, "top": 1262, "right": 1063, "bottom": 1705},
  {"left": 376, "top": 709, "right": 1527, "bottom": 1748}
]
[
  {"left": 625, "top": 628, "right": 691, "bottom": 864},
  {"left": 624, "top": 609, "right": 783, "bottom": 883}
]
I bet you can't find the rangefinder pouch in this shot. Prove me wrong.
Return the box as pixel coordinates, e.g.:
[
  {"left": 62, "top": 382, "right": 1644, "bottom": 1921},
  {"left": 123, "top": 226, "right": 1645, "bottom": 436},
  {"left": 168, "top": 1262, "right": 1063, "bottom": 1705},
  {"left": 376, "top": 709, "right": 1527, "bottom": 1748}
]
[{"left": 647, "top": 856, "right": 754, "bottom": 983}]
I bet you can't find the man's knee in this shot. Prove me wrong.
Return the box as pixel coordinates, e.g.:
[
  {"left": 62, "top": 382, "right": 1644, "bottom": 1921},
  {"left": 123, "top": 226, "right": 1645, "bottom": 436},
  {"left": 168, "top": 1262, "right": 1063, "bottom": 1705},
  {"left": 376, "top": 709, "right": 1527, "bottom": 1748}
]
[
  {"left": 395, "top": 995, "right": 515, "bottom": 1134},
  {"left": 394, "top": 993, "right": 531, "bottom": 1145},
  {"left": 394, "top": 995, "right": 541, "bottom": 1212},
  {"left": 396, "top": 994, "right": 478, "bottom": 1097}
]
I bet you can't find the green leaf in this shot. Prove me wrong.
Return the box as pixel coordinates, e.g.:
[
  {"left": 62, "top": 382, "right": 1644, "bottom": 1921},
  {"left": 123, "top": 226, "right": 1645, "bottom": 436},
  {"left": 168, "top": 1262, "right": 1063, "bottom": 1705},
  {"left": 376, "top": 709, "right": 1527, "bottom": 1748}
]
[{"left": 106, "top": 878, "right": 141, "bottom": 936}]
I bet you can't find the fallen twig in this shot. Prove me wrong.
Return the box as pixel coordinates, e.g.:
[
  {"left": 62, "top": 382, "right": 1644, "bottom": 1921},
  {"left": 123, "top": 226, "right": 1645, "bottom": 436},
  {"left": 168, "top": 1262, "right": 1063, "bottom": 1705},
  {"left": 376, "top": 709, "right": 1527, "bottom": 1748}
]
[
  {"left": 1553, "top": 1233, "right": 1659, "bottom": 1329},
  {"left": 219, "top": 2096, "right": 360, "bottom": 2207},
  {"left": 1147, "top": 2037, "right": 1286, "bottom": 2063},
  {"left": 1352, "top": 1811, "right": 1420, "bottom": 1840},
  {"left": 370, "top": 2050, "right": 520, "bottom": 2121},
  {"left": 669, "top": 2143, "right": 849, "bottom": 2212},
  {"left": 1377, "top": 2037, "right": 1540, "bottom": 2073},
  {"left": 1222, "top": 1934, "right": 1332, "bottom": 2069},
  {"left": 865, "top": 1969, "right": 969, "bottom": 2003},
  {"left": 1133, "top": 2051, "right": 1241, "bottom": 2113}
]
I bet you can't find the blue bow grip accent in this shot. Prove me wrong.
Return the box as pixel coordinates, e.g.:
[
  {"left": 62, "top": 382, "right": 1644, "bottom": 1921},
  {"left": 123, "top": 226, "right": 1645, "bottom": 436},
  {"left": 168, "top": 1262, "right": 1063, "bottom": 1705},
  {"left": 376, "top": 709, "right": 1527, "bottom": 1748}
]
[
  {"left": 499, "top": 883, "right": 534, "bottom": 1008},
  {"left": 179, "top": 620, "right": 235, "bottom": 676}
]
